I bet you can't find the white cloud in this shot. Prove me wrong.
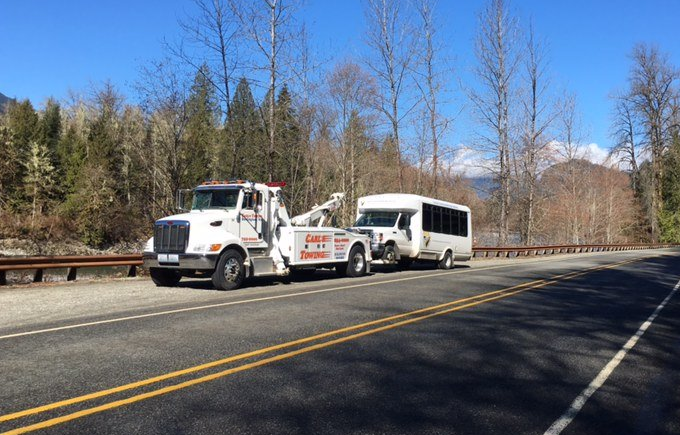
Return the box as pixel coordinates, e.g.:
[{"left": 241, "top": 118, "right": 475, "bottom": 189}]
[
  {"left": 446, "top": 145, "right": 494, "bottom": 178},
  {"left": 583, "top": 143, "right": 611, "bottom": 165},
  {"left": 445, "top": 142, "right": 617, "bottom": 178}
]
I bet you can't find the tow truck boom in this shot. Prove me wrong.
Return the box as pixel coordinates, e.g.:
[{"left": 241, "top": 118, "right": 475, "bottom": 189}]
[{"left": 290, "top": 193, "right": 344, "bottom": 227}]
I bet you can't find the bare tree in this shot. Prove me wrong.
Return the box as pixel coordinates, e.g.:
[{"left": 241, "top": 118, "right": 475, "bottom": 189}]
[
  {"left": 170, "top": 0, "right": 239, "bottom": 176},
  {"left": 328, "top": 61, "right": 378, "bottom": 223},
  {"left": 364, "top": 0, "right": 415, "bottom": 192},
  {"left": 413, "top": 0, "right": 450, "bottom": 196},
  {"left": 556, "top": 92, "right": 586, "bottom": 243},
  {"left": 470, "top": 0, "right": 521, "bottom": 245},
  {"left": 627, "top": 44, "right": 679, "bottom": 240},
  {"left": 136, "top": 60, "right": 192, "bottom": 216},
  {"left": 173, "top": 0, "right": 238, "bottom": 116},
  {"left": 230, "top": 0, "right": 298, "bottom": 182},
  {"left": 609, "top": 92, "right": 641, "bottom": 192},
  {"left": 517, "top": 22, "right": 556, "bottom": 245}
]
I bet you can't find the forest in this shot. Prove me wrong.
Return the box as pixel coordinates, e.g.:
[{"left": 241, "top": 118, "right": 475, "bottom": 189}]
[{"left": 0, "top": 0, "right": 679, "bottom": 255}]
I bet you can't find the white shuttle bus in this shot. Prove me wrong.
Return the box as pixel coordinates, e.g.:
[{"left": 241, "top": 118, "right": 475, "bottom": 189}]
[{"left": 353, "top": 194, "right": 472, "bottom": 269}]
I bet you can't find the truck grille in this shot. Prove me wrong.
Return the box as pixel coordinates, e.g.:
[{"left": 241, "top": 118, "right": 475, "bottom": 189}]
[{"left": 154, "top": 221, "right": 190, "bottom": 253}]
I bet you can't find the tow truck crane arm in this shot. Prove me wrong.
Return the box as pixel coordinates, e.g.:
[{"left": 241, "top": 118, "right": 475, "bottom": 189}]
[{"left": 290, "top": 193, "right": 345, "bottom": 227}]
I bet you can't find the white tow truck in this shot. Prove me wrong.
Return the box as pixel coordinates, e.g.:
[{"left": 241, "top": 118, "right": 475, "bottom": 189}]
[{"left": 142, "top": 180, "right": 371, "bottom": 290}]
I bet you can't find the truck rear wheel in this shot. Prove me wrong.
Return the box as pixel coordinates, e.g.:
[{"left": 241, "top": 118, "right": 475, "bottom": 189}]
[
  {"left": 337, "top": 245, "right": 367, "bottom": 278},
  {"left": 150, "top": 268, "right": 181, "bottom": 287},
  {"left": 212, "top": 249, "right": 245, "bottom": 290}
]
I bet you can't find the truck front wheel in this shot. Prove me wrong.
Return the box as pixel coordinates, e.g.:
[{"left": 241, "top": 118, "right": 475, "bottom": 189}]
[
  {"left": 150, "top": 268, "right": 181, "bottom": 287},
  {"left": 212, "top": 249, "right": 245, "bottom": 291}
]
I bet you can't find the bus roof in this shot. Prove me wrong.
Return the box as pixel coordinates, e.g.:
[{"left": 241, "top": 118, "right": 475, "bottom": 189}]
[{"left": 357, "top": 194, "right": 471, "bottom": 213}]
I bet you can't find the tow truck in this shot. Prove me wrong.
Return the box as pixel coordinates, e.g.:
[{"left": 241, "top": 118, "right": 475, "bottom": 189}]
[{"left": 142, "top": 180, "right": 371, "bottom": 290}]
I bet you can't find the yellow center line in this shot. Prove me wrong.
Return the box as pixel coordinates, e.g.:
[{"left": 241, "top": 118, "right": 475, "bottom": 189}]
[
  {"left": 0, "top": 255, "right": 652, "bottom": 434},
  {"left": 0, "top": 254, "right": 594, "bottom": 342}
]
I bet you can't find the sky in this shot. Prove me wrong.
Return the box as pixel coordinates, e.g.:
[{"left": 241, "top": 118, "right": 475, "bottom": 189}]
[{"left": 1, "top": 0, "right": 679, "bottom": 172}]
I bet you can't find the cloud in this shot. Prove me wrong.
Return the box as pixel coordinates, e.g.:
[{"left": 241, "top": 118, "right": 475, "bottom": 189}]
[
  {"left": 445, "top": 142, "right": 616, "bottom": 178},
  {"left": 446, "top": 145, "right": 494, "bottom": 178},
  {"left": 583, "top": 143, "right": 611, "bottom": 165}
]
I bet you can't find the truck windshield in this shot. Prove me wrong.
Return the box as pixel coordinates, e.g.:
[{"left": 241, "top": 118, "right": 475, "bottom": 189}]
[
  {"left": 355, "top": 211, "right": 399, "bottom": 227},
  {"left": 192, "top": 189, "right": 240, "bottom": 210}
]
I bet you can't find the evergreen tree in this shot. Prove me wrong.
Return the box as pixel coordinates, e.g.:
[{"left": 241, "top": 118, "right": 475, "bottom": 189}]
[
  {"left": 57, "top": 124, "right": 87, "bottom": 194},
  {"left": 228, "top": 78, "right": 265, "bottom": 181},
  {"left": 23, "top": 140, "right": 55, "bottom": 221},
  {"left": 185, "top": 65, "right": 218, "bottom": 184},
  {"left": 4, "top": 100, "right": 38, "bottom": 206},
  {"left": 36, "top": 98, "right": 63, "bottom": 195},
  {"left": 660, "top": 134, "right": 680, "bottom": 242},
  {"left": 0, "top": 125, "right": 17, "bottom": 209},
  {"left": 36, "top": 99, "right": 62, "bottom": 158}
]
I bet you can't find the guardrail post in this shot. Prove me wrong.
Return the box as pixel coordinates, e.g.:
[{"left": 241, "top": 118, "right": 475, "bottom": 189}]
[
  {"left": 33, "top": 269, "right": 43, "bottom": 283},
  {"left": 0, "top": 271, "right": 5, "bottom": 285},
  {"left": 128, "top": 265, "right": 137, "bottom": 278},
  {"left": 67, "top": 267, "right": 77, "bottom": 281}
]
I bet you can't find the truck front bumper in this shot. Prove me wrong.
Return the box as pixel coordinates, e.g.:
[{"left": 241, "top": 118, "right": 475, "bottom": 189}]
[{"left": 143, "top": 253, "right": 219, "bottom": 270}]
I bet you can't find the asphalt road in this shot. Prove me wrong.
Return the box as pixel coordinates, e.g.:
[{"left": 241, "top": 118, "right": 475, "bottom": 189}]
[{"left": 1, "top": 249, "right": 679, "bottom": 435}]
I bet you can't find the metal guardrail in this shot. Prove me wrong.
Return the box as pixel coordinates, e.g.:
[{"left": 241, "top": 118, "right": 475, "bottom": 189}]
[
  {"left": 472, "top": 243, "right": 678, "bottom": 258},
  {"left": 0, "top": 243, "right": 676, "bottom": 285},
  {"left": 0, "top": 254, "right": 143, "bottom": 285}
]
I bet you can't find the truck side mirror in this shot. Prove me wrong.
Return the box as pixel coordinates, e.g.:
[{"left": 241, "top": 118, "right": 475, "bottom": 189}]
[{"left": 176, "top": 189, "right": 193, "bottom": 212}]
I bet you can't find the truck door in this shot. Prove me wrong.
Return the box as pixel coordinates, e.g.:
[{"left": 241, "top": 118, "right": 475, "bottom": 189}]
[{"left": 239, "top": 190, "right": 268, "bottom": 249}]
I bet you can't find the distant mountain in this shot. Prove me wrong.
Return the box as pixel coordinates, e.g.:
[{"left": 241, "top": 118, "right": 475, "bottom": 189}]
[
  {"left": 0, "top": 92, "right": 14, "bottom": 113},
  {"left": 465, "top": 176, "right": 496, "bottom": 200}
]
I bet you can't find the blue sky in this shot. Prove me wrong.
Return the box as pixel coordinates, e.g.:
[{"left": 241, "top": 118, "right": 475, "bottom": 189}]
[{"left": 1, "top": 0, "right": 679, "bottom": 159}]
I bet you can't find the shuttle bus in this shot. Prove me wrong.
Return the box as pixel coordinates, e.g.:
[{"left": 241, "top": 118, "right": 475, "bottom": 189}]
[{"left": 353, "top": 194, "right": 472, "bottom": 269}]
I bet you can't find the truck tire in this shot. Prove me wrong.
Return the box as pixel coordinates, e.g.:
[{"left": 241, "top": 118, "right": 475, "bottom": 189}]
[
  {"left": 212, "top": 249, "right": 245, "bottom": 290},
  {"left": 438, "top": 251, "right": 453, "bottom": 270},
  {"left": 338, "top": 245, "right": 367, "bottom": 278},
  {"left": 150, "top": 268, "right": 181, "bottom": 287}
]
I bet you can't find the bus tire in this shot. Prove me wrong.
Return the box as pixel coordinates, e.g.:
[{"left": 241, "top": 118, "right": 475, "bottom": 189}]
[
  {"left": 383, "top": 244, "right": 397, "bottom": 263},
  {"left": 212, "top": 249, "right": 245, "bottom": 290},
  {"left": 438, "top": 251, "right": 453, "bottom": 270}
]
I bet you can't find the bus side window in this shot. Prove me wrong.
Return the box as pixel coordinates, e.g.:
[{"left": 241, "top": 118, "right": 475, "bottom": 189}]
[{"left": 460, "top": 212, "right": 468, "bottom": 237}]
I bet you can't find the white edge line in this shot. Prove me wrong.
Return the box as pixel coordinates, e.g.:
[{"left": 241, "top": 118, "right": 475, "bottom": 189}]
[
  {"left": 0, "top": 261, "right": 527, "bottom": 341},
  {"left": 544, "top": 276, "right": 680, "bottom": 435},
  {"left": 0, "top": 252, "right": 667, "bottom": 341}
]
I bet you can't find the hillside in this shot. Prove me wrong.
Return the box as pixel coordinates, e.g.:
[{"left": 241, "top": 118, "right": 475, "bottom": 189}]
[{"left": 0, "top": 92, "right": 14, "bottom": 112}]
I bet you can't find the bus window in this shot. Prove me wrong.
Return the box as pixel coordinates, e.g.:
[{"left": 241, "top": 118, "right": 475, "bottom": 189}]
[
  {"left": 423, "top": 204, "right": 432, "bottom": 232},
  {"left": 460, "top": 212, "right": 468, "bottom": 237}
]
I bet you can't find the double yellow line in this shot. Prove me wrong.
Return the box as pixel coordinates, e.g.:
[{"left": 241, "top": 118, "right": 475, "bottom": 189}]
[{"left": 0, "top": 256, "right": 645, "bottom": 435}]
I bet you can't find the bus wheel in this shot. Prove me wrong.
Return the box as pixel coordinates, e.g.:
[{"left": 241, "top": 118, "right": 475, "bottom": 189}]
[
  {"left": 438, "top": 251, "right": 453, "bottom": 270},
  {"left": 383, "top": 245, "right": 397, "bottom": 263},
  {"left": 212, "top": 249, "right": 245, "bottom": 290}
]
